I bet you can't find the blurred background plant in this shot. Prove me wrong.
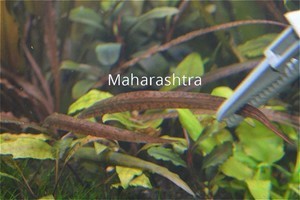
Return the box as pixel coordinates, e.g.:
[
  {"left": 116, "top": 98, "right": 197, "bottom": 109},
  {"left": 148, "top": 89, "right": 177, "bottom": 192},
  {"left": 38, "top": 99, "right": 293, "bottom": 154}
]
[{"left": 1, "top": 0, "right": 299, "bottom": 199}]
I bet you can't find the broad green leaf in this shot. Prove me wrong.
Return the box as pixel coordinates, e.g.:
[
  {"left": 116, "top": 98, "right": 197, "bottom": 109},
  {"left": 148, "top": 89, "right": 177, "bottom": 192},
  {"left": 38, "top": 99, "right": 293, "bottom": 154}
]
[
  {"left": 0, "top": 171, "right": 20, "bottom": 182},
  {"left": 221, "top": 156, "right": 253, "bottom": 180},
  {"left": 60, "top": 60, "right": 102, "bottom": 76},
  {"left": 246, "top": 179, "right": 271, "bottom": 200},
  {"left": 202, "top": 142, "right": 232, "bottom": 169},
  {"left": 161, "top": 53, "right": 204, "bottom": 91},
  {"left": 177, "top": 109, "right": 204, "bottom": 141},
  {"left": 0, "top": 136, "right": 54, "bottom": 160},
  {"left": 129, "top": 174, "right": 152, "bottom": 189},
  {"left": 237, "top": 33, "right": 277, "bottom": 58},
  {"left": 95, "top": 43, "right": 121, "bottom": 66},
  {"left": 75, "top": 148, "right": 195, "bottom": 196},
  {"left": 116, "top": 166, "right": 143, "bottom": 189},
  {"left": 68, "top": 89, "right": 112, "bottom": 115},
  {"left": 94, "top": 142, "right": 107, "bottom": 155},
  {"left": 131, "top": 7, "right": 178, "bottom": 33},
  {"left": 103, "top": 112, "right": 163, "bottom": 130},
  {"left": 0, "top": 133, "right": 50, "bottom": 142},
  {"left": 69, "top": 6, "right": 103, "bottom": 29},
  {"left": 72, "top": 79, "right": 96, "bottom": 99},
  {"left": 147, "top": 146, "right": 186, "bottom": 167},
  {"left": 211, "top": 86, "right": 233, "bottom": 99},
  {"left": 236, "top": 121, "right": 284, "bottom": 163}
]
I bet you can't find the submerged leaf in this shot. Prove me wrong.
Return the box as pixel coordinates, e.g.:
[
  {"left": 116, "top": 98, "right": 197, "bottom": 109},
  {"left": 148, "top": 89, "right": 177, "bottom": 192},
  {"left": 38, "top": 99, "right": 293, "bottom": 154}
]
[
  {"left": 95, "top": 43, "right": 121, "bottom": 67},
  {"left": 0, "top": 134, "right": 54, "bottom": 160},
  {"left": 177, "top": 109, "right": 204, "bottom": 141},
  {"left": 72, "top": 79, "right": 96, "bottom": 99},
  {"left": 236, "top": 121, "right": 284, "bottom": 163},
  {"left": 131, "top": 7, "right": 178, "bottom": 33},
  {"left": 69, "top": 6, "right": 103, "bottom": 29},
  {"left": 116, "top": 166, "right": 143, "bottom": 189},
  {"left": 147, "top": 146, "right": 186, "bottom": 167},
  {"left": 221, "top": 156, "right": 253, "bottom": 180},
  {"left": 75, "top": 148, "right": 195, "bottom": 196},
  {"left": 237, "top": 33, "right": 278, "bottom": 58},
  {"left": 246, "top": 179, "right": 271, "bottom": 200},
  {"left": 68, "top": 89, "right": 112, "bottom": 115},
  {"left": 129, "top": 174, "right": 152, "bottom": 189},
  {"left": 161, "top": 53, "right": 204, "bottom": 91}
]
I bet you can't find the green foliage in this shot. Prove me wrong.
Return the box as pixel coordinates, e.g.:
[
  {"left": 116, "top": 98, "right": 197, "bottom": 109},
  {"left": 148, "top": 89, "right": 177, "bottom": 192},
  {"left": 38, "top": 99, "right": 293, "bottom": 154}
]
[
  {"left": 68, "top": 89, "right": 112, "bottom": 115},
  {"left": 147, "top": 146, "right": 187, "bottom": 167},
  {"left": 2, "top": 0, "right": 299, "bottom": 199},
  {"left": 0, "top": 134, "right": 54, "bottom": 160},
  {"left": 177, "top": 109, "right": 204, "bottom": 141},
  {"left": 237, "top": 34, "right": 278, "bottom": 58}
]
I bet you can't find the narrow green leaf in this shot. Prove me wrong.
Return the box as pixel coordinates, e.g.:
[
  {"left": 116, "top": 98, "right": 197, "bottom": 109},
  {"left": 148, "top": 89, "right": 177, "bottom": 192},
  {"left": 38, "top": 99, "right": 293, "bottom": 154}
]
[
  {"left": 0, "top": 172, "right": 20, "bottom": 182},
  {"left": 246, "top": 179, "right": 271, "bottom": 200},
  {"left": 0, "top": 136, "right": 54, "bottom": 160},
  {"left": 177, "top": 109, "right": 204, "bottom": 141},
  {"left": 60, "top": 60, "right": 102, "bottom": 76},
  {"left": 95, "top": 43, "right": 121, "bottom": 66},
  {"left": 147, "top": 146, "right": 187, "bottom": 167},
  {"left": 131, "top": 7, "right": 178, "bottom": 33},
  {"left": 68, "top": 89, "right": 112, "bottom": 115},
  {"left": 69, "top": 6, "right": 103, "bottom": 29},
  {"left": 221, "top": 156, "right": 253, "bottom": 180},
  {"left": 116, "top": 166, "right": 143, "bottom": 189},
  {"left": 161, "top": 53, "right": 204, "bottom": 91}
]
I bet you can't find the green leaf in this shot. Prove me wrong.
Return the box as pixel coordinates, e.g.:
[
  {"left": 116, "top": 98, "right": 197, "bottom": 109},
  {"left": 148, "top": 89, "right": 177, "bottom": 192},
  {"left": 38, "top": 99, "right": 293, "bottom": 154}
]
[
  {"left": 0, "top": 171, "right": 20, "bottom": 182},
  {"left": 60, "top": 60, "right": 102, "bottom": 76},
  {"left": 69, "top": 6, "right": 103, "bottom": 29},
  {"left": 116, "top": 166, "right": 143, "bottom": 189},
  {"left": 147, "top": 146, "right": 186, "bottom": 167},
  {"left": 72, "top": 79, "right": 96, "bottom": 99},
  {"left": 237, "top": 33, "right": 278, "bottom": 58},
  {"left": 211, "top": 86, "right": 233, "bottom": 99},
  {"left": 177, "top": 109, "right": 204, "bottom": 141},
  {"left": 221, "top": 156, "right": 253, "bottom": 180},
  {"left": 95, "top": 43, "right": 121, "bottom": 66},
  {"left": 94, "top": 142, "right": 107, "bottom": 155},
  {"left": 103, "top": 112, "right": 163, "bottom": 130},
  {"left": 75, "top": 148, "right": 195, "bottom": 196},
  {"left": 129, "top": 174, "right": 152, "bottom": 189},
  {"left": 131, "top": 7, "right": 178, "bottom": 33},
  {"left": 0, "top": 134, "right": 54, "bottom": 160},
  {"left": 202, "top": 142, "right": 232, "bottom": 169},
  {"left": 0, "top": 133, "right": 50, "bottom": 142},
  {"left": 236, "top": 121, "right": 284, "bottom": 163},
  {"left": 246, "top": 179, "right": 271, "bottom": 200},
  {"left": 161, "top": 53, "right": 204, "bottom": 91},
  {"left": 38, "top": 195, "right": 55, "bottom": 200},
  {"left": 52, "top": 138, "right": 73, "bottom": 159},
  {"left": 68, "top": 89, "right": 112, "bottom": 115}
]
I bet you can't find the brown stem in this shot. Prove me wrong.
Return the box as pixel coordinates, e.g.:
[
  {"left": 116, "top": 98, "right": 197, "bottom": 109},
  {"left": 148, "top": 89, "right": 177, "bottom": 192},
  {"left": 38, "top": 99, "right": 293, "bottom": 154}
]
[{"left": 44, "top": 1, "right": 60, "bottom": 111}]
